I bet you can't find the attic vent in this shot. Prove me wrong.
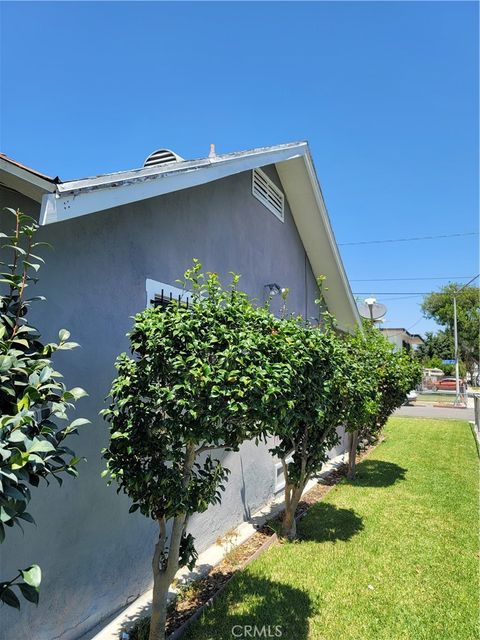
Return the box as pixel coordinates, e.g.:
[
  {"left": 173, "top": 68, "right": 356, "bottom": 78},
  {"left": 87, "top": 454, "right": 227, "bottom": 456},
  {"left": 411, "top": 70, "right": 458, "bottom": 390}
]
[
  {"left": 143, "top": 149, "right": 184, "bottom": 168},
  {"left": 252, "top": 168, "right": 284, "bottom": 222}
]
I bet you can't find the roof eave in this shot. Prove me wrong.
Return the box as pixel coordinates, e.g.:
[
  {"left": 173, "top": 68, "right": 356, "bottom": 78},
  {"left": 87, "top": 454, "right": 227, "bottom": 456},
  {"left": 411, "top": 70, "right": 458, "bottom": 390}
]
[
  {"left": 40, "top": 143, "right": 308, "bottom": 225},
  {"left": 0, "top": 156, "right": 57, "bottom": 203},
  {"left": 37, "top": 141, "right": 360, "bottom": 329}
]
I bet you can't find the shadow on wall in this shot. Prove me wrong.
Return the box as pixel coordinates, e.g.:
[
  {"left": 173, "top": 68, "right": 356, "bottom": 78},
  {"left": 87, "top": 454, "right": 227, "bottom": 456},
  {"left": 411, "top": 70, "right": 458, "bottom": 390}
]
[
  {"left": 298, "top": 502, "right": 364, "bottom": 543},
  {"left": 350, "top": 460, "right": 407, "bottom": 488},
  {"left": 183, "top": 573, "right": 313, "bottom": 640},
  {"left": 239, "top": 455, "right": 251, "bottom": 521}
]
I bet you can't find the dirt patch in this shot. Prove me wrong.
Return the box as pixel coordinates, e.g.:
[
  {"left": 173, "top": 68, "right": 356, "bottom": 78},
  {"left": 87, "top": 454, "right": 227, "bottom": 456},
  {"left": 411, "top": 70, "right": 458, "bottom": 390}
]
[{"left": 166, "top": 529, "right": 273, "bottom": 635}]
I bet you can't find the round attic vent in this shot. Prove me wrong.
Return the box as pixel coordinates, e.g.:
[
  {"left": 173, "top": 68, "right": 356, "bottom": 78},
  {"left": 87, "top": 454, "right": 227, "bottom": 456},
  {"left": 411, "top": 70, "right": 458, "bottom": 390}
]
[{"left": 143, "top": 149, "right": 184, "bottom": 168}]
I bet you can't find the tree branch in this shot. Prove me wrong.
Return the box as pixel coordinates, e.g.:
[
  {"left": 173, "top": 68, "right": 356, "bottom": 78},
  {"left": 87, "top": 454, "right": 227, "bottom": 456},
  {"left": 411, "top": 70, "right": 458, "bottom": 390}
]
[
  {"left": 165, "top": 443, "right": 196, "bottom": 578},
  {"left": 152, "top": 516, "right": 167, "bottom": 576},
  {"left": 195, "top": 443, "right": 225, "bottom": 455}
]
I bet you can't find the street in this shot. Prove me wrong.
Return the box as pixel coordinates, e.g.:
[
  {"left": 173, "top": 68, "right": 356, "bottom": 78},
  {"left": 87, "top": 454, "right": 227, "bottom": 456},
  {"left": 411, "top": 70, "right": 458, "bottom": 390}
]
[{"left": 395, "top": 404, "right": 474, "bottom": 421}]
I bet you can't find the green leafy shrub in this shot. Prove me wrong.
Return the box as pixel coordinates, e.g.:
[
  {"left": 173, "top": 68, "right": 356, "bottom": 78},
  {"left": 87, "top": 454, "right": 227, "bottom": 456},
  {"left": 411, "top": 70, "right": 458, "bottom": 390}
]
[
  {"left": 102, "top": 261, "right": 289, "bottom": 640},
  {"left": 128, "top": 616, "right": 150, "bottom": 640},
  {"left": 267, "top": 315, "right": 351, "bottom": 539},
  {"left": 0, "top": 209, "right": 88, "bottom": 609},
  {"left": 345, "top": 324, "right": 422, "bottom": 479}
]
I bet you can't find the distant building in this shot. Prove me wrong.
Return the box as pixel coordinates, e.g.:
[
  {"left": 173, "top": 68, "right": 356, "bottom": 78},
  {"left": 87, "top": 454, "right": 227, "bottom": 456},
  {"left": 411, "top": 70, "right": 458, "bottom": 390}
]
[
  {"left": 381, "top": 327, "right": 424, "bottom": 352},
  {"left": 422, "top": 367, "right": 444, "bottom": 380}
]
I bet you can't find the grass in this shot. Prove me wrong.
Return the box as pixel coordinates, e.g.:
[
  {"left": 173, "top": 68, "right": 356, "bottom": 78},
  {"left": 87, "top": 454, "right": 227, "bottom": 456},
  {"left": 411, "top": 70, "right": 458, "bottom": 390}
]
[
  {"left": 185, "top": 417, "right": 479, "bottom": 640},
  {"left": 416, "top": 393, "right": 457, "bottom": 404}
]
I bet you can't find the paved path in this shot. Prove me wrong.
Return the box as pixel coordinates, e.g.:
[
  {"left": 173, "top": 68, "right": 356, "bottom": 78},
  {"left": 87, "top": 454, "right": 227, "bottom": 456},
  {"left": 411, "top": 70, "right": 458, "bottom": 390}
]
[{"left": 395, "top": 404, "right": 474, "bottom": 421}]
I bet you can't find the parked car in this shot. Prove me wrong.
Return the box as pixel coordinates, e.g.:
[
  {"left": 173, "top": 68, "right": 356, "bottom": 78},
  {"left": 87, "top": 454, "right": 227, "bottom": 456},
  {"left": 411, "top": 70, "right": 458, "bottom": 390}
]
[
  {"left": 432, "top": 377, "right": 466, "bottom": 391},
  {"left": 403, "top": 390, "right": 418, "bottom": 405}
]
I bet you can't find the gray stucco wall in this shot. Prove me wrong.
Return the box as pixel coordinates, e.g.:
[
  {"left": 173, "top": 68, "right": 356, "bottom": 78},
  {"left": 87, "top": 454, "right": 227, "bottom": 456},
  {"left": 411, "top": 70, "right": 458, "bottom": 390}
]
[{"left": 0, "top": 165, "right": 346, "bottom": 640}]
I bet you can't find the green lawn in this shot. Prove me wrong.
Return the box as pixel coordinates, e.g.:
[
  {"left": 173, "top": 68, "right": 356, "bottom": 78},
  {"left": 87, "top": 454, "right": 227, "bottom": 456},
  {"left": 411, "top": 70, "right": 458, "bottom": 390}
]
[
  {"left": 416, "top": 393, "right": 456, "bottom": 403},
  {"left": 185, "top": 417, "right": 479, "bottom": 640}
]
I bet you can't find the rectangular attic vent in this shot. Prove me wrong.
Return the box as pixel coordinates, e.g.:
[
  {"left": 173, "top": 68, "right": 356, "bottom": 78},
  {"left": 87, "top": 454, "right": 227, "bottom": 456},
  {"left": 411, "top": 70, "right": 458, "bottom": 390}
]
[{"left": 252, "top": 168, "right": 284, "bottom": 222}]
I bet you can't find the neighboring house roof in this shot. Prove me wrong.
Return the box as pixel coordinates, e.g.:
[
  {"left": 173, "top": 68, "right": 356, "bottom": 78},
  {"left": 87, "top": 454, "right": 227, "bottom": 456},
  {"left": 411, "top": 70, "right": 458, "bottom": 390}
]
[
  {"left": 0, "top": 141, "right": 361, "bottom": 329},
  {"left": 0, "top": 153, "right": 59, "bottom": 203},
  {"left": 381, "top": 327, "right": 424, "bottom": 345},
  {"left": 423, "top": 367, "right": 444, "bottom": 376}
]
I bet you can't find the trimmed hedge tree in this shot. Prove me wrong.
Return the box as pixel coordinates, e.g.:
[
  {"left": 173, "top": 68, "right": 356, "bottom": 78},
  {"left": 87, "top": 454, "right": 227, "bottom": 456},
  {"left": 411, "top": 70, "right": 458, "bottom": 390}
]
[
  {"left": 102, "top": 262, "right": 291, "bottom": 640},
  {"left": 267, "top": 316, "right": 352, "bottom": 539},
  {"left": 343, "top": 326, "right": 386, "bottom": 481},
  {"left": 345, "top": 324, "right": 422, "bottom": 479}
]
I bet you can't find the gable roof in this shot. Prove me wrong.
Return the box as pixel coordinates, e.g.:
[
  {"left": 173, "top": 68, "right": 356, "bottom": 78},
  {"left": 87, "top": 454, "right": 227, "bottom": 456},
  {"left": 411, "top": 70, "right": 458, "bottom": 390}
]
[
  {"left": 381, "top": 328, "right": 424, "bottom": 344},
  {"left": 0, "top": 153, "right": 59, "bottom": 203},
  {"left": 1, "top": 142, "right": 361, "bottom": 329}
]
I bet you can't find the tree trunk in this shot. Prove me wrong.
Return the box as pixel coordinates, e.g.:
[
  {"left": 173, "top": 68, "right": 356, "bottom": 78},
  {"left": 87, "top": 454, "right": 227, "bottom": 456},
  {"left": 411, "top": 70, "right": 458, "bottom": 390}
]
[
  {"left": 149, "top": 570, "right": 170, "bottom": 640},
  {"left": 148, "top": 444, "right": 196, "bottom": 640},
  {"left": 347, "top": 430, "right": 359, "bottom": 480},
  {"left": 148, "top": 517, "right": 168, "bottom": 640},
  {"left": 281, "top": 483, "right": 305, "bottom": 540}
]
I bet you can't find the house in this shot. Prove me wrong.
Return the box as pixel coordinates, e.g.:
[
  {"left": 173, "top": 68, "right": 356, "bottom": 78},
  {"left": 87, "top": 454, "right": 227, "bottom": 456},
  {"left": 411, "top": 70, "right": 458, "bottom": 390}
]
[
  {"left": 422, "top": 367, "right": 445, "bottom": 390},
  {"left": 422, "top": 367, "right": 444, "bottom": 380},
  {"left": 380, "top": 327, "right": 424, "bottom": 352},
  {"left": 0, "top": 142, "right": 360, "bottom": 640}
]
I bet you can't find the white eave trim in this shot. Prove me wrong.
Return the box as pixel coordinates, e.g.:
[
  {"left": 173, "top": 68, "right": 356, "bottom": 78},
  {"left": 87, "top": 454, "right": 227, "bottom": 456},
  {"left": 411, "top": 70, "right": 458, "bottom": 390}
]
[
  {"left": 40, "top": 143, "right": 307, "bottom": 225},
  {"left": 0, "top": 157, "right": 57, "bottom": 203},
  {"left": 37, "top": 140, "right": 360, "bottom": 328}
]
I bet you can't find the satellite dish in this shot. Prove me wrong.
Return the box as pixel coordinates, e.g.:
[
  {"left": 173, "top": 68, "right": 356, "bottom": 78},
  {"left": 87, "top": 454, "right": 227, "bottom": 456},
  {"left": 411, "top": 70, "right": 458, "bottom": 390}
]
[{"left": 358, "top": 298, "right": 387, "bottom": 321}]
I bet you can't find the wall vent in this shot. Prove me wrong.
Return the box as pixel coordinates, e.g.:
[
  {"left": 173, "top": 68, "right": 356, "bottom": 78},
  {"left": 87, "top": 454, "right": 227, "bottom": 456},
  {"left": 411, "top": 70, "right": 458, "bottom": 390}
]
[
  {"left": 143, "top": 149, "right": 184, "bottom": 168},
  {"left": 252, "top": 168, "right": 284, "bottom": 222}
]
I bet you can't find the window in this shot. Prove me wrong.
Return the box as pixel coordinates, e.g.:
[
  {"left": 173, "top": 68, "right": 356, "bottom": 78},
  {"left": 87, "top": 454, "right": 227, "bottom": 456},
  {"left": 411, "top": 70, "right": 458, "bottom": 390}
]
[
  {"left": 146, "top": 278, "right": 191, "bottom": 309},
  {"left": 252, "top": 168, "right": 284, "bottom": 222}
]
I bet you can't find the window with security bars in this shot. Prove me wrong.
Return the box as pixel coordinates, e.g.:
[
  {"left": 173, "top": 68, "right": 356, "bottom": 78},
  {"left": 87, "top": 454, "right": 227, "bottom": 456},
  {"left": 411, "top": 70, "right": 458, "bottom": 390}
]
[
  {"left": 151, "top": 289, "right": 189, "bottom": 310},
  {"left": 146, "top": 279, "right": 191, "bottom": 310}
]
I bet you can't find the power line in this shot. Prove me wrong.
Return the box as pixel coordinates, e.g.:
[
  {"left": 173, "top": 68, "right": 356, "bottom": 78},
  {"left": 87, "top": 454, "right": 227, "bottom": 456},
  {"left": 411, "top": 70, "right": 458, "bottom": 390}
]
[
  {"left": 457, "top": 273, "right": 479, "bottom": 292},
  {"left": 339, "top": 231, "right": 478, "bottom": 246},
  {"left": 358, "top": 275, "right": 479, "bottom": 339},
  {"left": 350, "top": 276, "right": 472, "bottom": 282},
  {"left": 378, "top": 295, "right": 427, "bottom": 301},
  {"left": 353, "top": 277, "right": 479, "bottom": 295},
  {"left": 353, "top": 292, "right": 432, "bottom": 295}
]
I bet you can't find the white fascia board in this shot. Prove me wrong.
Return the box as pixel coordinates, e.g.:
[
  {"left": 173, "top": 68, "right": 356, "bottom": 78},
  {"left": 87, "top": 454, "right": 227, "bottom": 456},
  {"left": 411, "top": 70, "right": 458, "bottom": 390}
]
[
  {"left": 0, "top": 157, "right": 56, "bottom": 203},
  {"left": 40, "top": 143, "right": 308, "bottom": 225}
]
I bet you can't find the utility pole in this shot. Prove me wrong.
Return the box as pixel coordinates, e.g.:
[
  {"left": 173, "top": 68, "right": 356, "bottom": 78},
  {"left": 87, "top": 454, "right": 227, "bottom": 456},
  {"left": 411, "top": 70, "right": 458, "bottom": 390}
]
[
  {"left": 453, "top": 295, "right": 460, "bottom": 405},
  {"left": 452, "top": 274, "right": 479, "bottom": 406}
]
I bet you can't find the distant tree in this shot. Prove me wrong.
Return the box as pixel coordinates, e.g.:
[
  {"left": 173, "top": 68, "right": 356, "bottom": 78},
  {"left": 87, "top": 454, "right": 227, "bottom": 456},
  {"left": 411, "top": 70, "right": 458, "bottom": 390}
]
[
  {"left": 416, "top": 330, "right": 454, "bottom": 362},
  {"left": 0, "top": 209, "right": 88, "bottom": 609},
  {"left": 102, "top": 263, "right": 289, "bottom": 640},
  {"left": 422, "top": 283, "right": 479, "bottom": 383},
  {"left": 415, "top": 331, "right": 467, "bottom": 377},
  {"left": 423, "top": 355, "right": 452, "bottom": 375}
]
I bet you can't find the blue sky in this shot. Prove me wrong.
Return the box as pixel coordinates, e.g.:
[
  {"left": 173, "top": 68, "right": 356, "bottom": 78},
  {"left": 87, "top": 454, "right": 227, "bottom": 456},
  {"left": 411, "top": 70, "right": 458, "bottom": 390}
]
[{"left": 0, "top": 1, "right": 478, "bottom": 337}]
